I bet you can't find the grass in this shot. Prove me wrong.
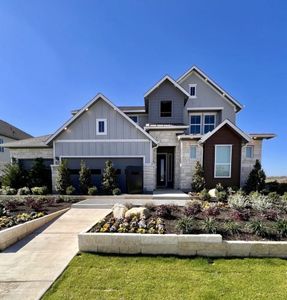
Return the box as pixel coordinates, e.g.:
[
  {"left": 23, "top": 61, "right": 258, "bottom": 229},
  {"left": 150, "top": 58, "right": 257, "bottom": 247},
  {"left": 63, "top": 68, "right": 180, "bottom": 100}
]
[{"left": 43, "top": 253, "right": 287, "bottom": 300}]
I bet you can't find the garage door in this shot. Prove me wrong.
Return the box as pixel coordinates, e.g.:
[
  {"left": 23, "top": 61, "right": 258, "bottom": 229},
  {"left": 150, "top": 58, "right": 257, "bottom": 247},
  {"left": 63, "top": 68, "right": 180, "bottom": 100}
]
[{"left": 65, "top": 157, "right": 143, "bottom": 193}]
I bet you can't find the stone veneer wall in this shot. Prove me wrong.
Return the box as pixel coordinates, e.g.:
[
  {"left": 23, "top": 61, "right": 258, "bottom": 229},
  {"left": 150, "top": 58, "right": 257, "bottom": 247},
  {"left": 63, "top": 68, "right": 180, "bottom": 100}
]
[{"left": 240, "top": 139, "right": 262, "bottom": 186}]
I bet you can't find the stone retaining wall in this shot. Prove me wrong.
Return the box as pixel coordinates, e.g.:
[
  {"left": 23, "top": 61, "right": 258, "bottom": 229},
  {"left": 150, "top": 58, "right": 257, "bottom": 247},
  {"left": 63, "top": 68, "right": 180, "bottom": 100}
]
[
  {"left": 0, "top": 208, "right": 69, "bottom": 250},
  {"left": 78, "top": 232, "right": 287, "bottom": 258}
]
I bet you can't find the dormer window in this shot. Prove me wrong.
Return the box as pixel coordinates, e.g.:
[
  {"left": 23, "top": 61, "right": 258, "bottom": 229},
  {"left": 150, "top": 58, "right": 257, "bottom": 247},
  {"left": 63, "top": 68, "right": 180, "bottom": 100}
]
[
  {"left": 160, "top": 101, "right": 172, "bottom": 117},
  {"left": 189, "top": 84, "right": 197, "bottom": 98}
]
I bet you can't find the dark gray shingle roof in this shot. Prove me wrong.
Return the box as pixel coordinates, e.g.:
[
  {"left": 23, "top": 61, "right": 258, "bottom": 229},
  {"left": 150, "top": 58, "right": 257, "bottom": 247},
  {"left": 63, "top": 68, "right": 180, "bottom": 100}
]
[
  {"left": 0, "top": 119, "right": 32, "bottom": 140},
  {"left": 1, "top": 134, "right": 52, "bottom": 148}
]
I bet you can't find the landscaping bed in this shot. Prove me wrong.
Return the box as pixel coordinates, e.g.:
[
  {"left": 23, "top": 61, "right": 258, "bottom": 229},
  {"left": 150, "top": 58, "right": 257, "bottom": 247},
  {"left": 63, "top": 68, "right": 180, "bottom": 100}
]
[
  {"left": 89, "top": 191, "right": 287, "bottom": 241},
  {"left": 0, "top": 195, "right": 85, "bottom": 231}
]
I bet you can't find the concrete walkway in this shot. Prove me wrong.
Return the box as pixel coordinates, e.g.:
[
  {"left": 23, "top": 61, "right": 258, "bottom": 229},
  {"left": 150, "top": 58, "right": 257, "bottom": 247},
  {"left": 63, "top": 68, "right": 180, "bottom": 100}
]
[{"left": 0, "top": 208, "right": 111, "bottom": 300}]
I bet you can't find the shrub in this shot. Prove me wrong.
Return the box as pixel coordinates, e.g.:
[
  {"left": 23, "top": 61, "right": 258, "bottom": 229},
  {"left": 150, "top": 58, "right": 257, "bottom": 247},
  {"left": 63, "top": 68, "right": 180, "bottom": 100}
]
[
  {"left": 25, "top": 197, "right": 44, "bottom": 211},
  {"left": 275, "top": 219, "right": 287, "bottom": 238},
  {"left": 88, "top": 186, "right": 98, "bottom": 195},
  {"left": 79, "top": 160, "right": 92, "bottom": 194},
  {"left": 176, "top": 217, "right": 195, "bottom": 234},
  {"left": 1, "top": 161, "right": 27, "bottom": 189},
  {"left": 223, "top": 220, "right": 241, "bottom": 235},
  {"left": 199, "top": 188, "right": 211, "bottom": 201},
  {"left": 66, "top": 185, "right": 76, "bottom": 195},
  {"left": 267, "top": 192, "right": 280, "bottom": 202},
  {"left": 29, "top": 158, "right": 51, "bottom": 188},
  {"left": 203, "top": 204, "right": 220, "bottom": 217},
  {"left": 156, "top": 205, "right": 178, "bottom": 219},
  {"left": 112, "top": 188, "right": 121, "bottom": 196},
  {"left": 31, "top": 186, "right": 49, "bottom": 195},
  {"left": 215, "top": 183, "right": 227, "bottom": 201},
  {"left": 201, "top": 217, "right": 218, "bottom": 234},
  {"left": 244, "top": 160, "right": 266, "bottom": 193},
  {"left": 184, "top": 200, "right": 202, "bottom": 216},
  {"left": 263, "top": 209, "right": 279, "bottom": 221},
  {"left": 55, "top": 160, "right": 71, "bottom": 195},
  {"left": 17, "top": 187, "right": 31, "bottom": 195},
  {"left": 3, "top": 199, "right": 18, "bottom": 211},
  {"left": 228, "top": 193, "right": 248, "bottom": 209},
  {"left": 249, "top": 192, "right": 272, "bottom": 211},
  {"left": 231, "top": 209, "right": 250, "bottom": 221},
  {"left": 0, "top": 186, "right": 17, "bottom": 195},
  {"left": 191, "top": 161, "right": 205, "bottom": 192},
  {"left": 248, "top": 219, "right": 268, "bottom": 237},
  {"left": 282, "top": 192, "right": 287, "bottom": 201},
  {"left": 102, "top": 160, "right": 118, "bottom": 195}
]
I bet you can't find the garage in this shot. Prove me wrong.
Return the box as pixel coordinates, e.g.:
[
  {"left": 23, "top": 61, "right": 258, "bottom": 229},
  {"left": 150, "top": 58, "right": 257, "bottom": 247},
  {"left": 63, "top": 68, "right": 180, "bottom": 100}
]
[{"left": 64, "top": 157, "right": 143, "bottom": 193}]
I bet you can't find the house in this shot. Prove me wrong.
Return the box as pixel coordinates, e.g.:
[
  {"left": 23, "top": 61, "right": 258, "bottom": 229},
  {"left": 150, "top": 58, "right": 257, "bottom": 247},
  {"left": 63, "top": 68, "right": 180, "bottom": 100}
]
[
  {"left": 2, "top": 66, "right": 275, "bottom": 193},
  {"left": 0, "top": 119, "right": 32, "bottom": 175}
]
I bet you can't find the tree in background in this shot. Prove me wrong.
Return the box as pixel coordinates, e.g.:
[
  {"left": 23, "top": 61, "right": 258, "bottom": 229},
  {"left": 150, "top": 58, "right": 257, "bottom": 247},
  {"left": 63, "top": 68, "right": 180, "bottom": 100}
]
[
  {"left": 1, "top": 159, "right": 27, "bottom": 189},
  {"left": 79, "top": 160, "right": 92, "bottom": 194},
  {"left": 191, "top": 161, "right": 206, "bottom": 192},
  {"left": 244, "top": 159, "right": 266, "bottom": 193},
  {"left": 29, "top": 158, "right": 51, "bottom": 188},
  {"left": 55, "top": 160, "right": 71, "bottom": 195},
  {"left": 102, "top": 160, "right": 117, "bottom": 194}
]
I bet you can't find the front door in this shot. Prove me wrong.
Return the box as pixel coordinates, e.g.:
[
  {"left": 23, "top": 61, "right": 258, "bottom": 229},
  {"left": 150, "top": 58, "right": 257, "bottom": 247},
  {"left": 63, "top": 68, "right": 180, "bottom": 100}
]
[{"left": 157, "top": 154, "right": 166, "bottom": 187}]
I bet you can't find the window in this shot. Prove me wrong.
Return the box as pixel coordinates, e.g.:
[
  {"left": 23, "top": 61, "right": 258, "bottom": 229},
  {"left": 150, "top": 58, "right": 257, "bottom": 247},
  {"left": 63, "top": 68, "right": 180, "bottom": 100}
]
[
  {"left": 214, "top": 145, "right": 232, "bottom": 178},
  {"left": 0, "top": 138, "right": 3, "bottom": 153},
  {"left": 96, "top": 119, "right": 107, "bottom": 135},
  {"left": 160, "top": 101, "right": 172, "bottom": 117},
  {"left": 190, "top": 114, "right": 201, "bottom": 134},
  {"left": 189, "top": 84, "right": 197, "bottom": 97},
  {"left": 246, "top": 146, "right": 254, "bottom": 158},
  {"left": 203, "top": 114, "right": 216, "bottom": 134},
  {"left": 190, "top": 145, "right": 197, "bottom": 160},
  {"left": 129, "top": 116, "right": 138, "bottom": 123}
]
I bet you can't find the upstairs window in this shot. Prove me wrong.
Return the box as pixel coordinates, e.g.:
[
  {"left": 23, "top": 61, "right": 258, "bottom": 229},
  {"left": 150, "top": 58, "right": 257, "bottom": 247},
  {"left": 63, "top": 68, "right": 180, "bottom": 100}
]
[
  {"left": 189, "top": 84, "right": 197, "bottom": 98},
  {"left": 0, "top": 138, "right": 3, "bottom": 152},
  {"left": 160, "top": 101, "right": 172, "bottom": 117},
  {"left": 129, "top": 115, "right": 138, "bottom": 123},
  {"left": 96, "top": 119, "right": 107, "bottom": 135},
  {"left": 190, "top": 115, "right": 201, "bottom": 134},
  {"left": 214, "top": 145, "right": 232, "bottom": 178},
  {"left": 204, "top": 114, "right": 216, "bottom": 133},
  {"left": 246, "top": 145, "right": 254, "bottom": 158}
]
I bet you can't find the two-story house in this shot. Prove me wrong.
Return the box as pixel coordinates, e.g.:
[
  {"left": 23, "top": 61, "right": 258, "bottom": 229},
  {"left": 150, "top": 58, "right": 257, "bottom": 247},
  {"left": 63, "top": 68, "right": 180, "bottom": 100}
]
[{"left": 2, "top": 66, "right": 275, "bottom": 193}]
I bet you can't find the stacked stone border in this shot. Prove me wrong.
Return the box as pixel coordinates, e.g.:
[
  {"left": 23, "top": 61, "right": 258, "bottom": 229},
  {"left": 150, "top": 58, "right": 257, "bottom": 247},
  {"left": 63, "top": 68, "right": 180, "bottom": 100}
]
[
  {"left": 0, "top": 208, "right": 69, "bottom": 250},
  {"left": 78, "top": 232, "right": 287, "bottom": 258}
]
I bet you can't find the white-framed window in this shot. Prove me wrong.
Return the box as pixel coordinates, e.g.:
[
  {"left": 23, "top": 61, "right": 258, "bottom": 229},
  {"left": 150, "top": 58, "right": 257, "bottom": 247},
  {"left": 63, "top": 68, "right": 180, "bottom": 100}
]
[
  {"left": 203, "top": 113, "right": 216, "bottom": 134},
  {"left": 0, "top": 138, "right": 4, "bottom": 153},
  {"left": 96, "top": 119, "right": 107, "bottom": 135},
  {"left": 245, "top": 145, "right": 254, "bottom": 158},
  {"left": 190, "top": 114, "right": 201, "bottom": 134},
  {"left": 214, "top": 145, "right": 232, "bottom": 178},
  {"left": 129, "top": 115, "right": 138, "bottom": 123},
  {"left": 190, "top": 145, "right": 197, "bottom": 160},
  {"left": 189, "top": 84, "right": 197, "bottom": 98}
]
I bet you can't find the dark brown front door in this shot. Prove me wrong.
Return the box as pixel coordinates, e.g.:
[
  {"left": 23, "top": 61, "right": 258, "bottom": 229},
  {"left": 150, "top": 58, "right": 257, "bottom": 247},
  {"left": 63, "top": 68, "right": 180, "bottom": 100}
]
[
  {"left": 157, "top": 154, "right": 166, "bottom": 187},
  {"left": 156, "top": 147, "right": 174, "bottom": 188}
]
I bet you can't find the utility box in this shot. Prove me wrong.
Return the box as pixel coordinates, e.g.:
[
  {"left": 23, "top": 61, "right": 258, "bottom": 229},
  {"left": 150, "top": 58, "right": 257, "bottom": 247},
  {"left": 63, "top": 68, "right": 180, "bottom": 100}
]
[{"left": 125, "top": 166, "right": 143, "bottom": 194}]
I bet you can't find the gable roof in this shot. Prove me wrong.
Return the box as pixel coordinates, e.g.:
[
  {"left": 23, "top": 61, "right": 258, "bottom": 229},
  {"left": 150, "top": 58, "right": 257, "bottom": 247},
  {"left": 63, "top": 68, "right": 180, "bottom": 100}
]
[
  {"left": 0, "top": 119, "right": 32, "bottom": 140},
  {"left": 46, "top": 93, "right": 158, "bottom": 145},
  {"left": 199, "top": 119, "right": 251, "bottom": 144},
  {"left": 177, "top": 65, "right": 243, "bottom": 112},
  {"left": 144, "top": 75, "right": 191, "bottom": 99},
  {"left": 2, "top": 134, "right": 51, "bottom": 148}
]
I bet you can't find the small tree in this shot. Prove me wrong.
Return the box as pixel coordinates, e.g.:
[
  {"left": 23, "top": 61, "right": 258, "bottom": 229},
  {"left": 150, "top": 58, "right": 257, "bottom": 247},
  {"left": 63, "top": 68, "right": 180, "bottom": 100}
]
[
  {"left": 191, "top": 161, "right": 206, "bottom": 192},
  {"left": 55, "top": 160, "right": 71, "bottom": 195},
  {"left": 1, "top": 160, "right": 27, "bottom": 189},
  {"left": 244, "top": 160, "right": 266, "bottom": 193},
  {"left": 29, "top": 158, "right": 50, "bottom": 188},
  {"left": 79, "top": 160, "right": 92, "bottom": 194},
  {"left": 102, "top": 160, "right": 117, "bottom": 195}
]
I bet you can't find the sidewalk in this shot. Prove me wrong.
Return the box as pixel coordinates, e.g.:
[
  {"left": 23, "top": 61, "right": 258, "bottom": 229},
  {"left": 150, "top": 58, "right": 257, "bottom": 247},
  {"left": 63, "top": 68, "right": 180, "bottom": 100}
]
[{"left": 0, "top": 208, "right": 111, "bottom": 300}]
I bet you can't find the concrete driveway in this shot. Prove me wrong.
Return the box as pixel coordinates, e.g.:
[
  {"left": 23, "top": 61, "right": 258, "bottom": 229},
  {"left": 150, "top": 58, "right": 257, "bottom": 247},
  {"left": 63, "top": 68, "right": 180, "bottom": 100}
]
[{"left": 0, "top": 208, "right": 111, "bottom": 300}]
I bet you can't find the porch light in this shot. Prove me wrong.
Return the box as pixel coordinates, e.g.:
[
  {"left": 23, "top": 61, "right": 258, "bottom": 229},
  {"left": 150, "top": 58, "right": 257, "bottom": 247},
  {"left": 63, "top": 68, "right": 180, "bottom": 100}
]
[
  {"left": 85, "top": 108, "right": 89, "bottom": 111},
  {"left": 64, "top": 127, "right": 67, "bottom": 130}
]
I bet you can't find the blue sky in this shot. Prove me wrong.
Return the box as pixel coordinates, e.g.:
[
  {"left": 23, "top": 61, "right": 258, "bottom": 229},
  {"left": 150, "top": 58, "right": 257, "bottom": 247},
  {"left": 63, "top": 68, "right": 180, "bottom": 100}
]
[{"left": 0, "top": 0, "right": 286, "bottom": 175}]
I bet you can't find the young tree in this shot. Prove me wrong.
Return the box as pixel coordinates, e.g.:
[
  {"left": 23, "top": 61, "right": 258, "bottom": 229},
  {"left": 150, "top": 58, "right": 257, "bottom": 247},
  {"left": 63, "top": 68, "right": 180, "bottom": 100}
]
[
  {"left": 191, "top": 161, "right": 206, "bottom": 192},
  {"left": 1, "top": 160, "right": 27, "bottom": 189},
  {"left": 79, "top": 160, "right": 92, "bottom": 194},
  {"left": 29, "top": 158, "right": 50, "bottom": 188},
  {"left": 102, "top": 160, "right": 117, "bottom": 195},
  {"left": 55, "top": 160, "right": 71, "bottom": 195},
  {"left": 244, "top": 159, "right": 266, "bottom": 193}
]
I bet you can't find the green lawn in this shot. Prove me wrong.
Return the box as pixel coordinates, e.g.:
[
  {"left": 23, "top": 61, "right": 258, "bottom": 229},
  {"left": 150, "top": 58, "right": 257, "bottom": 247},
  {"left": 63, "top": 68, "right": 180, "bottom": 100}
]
[{"left": 43, "top": 253, "right": 287, "bottom": 300}]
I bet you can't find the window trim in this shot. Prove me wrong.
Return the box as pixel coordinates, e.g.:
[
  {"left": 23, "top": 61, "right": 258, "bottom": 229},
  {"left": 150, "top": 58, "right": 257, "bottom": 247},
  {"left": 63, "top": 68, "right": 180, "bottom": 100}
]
[
  {"left": 214, "top": 144, "right": 232, "bottom": 178},
  {"left": 189, "top": 83, "right": 197, "bottom": 98},
  {"left": 160, "top": 100, "right": 172, "bottom": 118},
  {"left": 189, "top": 113, "right": 202, "bottom": 135},
  {"left": 96, "top": 119, "right": 107, "bottom": 135},
  {"left": 203, "top": 113, "right": 216, "bottom": 134},
  {"left": 190, "top": 145, "right": 197, "bottom": 160},
  {"left": 245, "top": 145, "right": 254, "bottom": 159}
]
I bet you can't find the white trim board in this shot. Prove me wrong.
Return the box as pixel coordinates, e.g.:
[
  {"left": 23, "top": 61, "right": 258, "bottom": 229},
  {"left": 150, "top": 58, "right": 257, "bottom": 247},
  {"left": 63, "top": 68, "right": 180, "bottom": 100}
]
[
  {"left": 46, "top": 93, "right": 158, "bottom": 145},
  {"left": 187, "top": 107, "right": 224, "bottom": 111},
  {"left": 55, "top": 139, "right": 150, "bottom": 143}
]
